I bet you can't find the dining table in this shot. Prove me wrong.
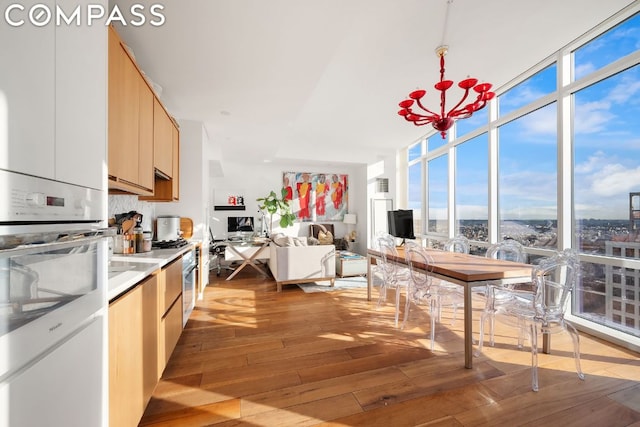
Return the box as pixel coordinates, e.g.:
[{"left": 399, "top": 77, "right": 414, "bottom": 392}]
[{"left": 367, "top": 246, "right": 533, "bottom": 369}]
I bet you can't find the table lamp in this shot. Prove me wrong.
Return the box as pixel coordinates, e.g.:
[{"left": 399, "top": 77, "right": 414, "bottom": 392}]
[{"left": 343, "top": 213, "right": 357, "bottom": 242}]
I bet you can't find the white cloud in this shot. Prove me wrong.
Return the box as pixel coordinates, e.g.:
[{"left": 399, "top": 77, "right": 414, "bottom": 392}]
[
  {"left": 591, "top": 164, "right": 640, "bottom": 196},
  {"left": 519, "top": 105, "right": 557, "bottom": 136},
  {"left": 607, "top": 78, "right": 640, "bottom": 104},
  {"left": 501, "top": 84, "right": 546, "bottom": 108},
  {"left": 574, "top": 151, "right": 640, "bottom": 218},
  {"left": 574, "top": 100, "right": 615, "bottom": 134},
  {"left": 574, "top": 151, "right": 606, "bottom": 174},
  {"left": 574, "top": 62, "right": 596, "bottom": 80}
]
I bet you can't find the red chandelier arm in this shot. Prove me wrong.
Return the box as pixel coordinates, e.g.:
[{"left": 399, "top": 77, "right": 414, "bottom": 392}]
[
  {"left": 410, "top": 116, "right": 435, "bottom": 126},
  {"left": 445, "top": 87, "right": 472, "bottom": 118},
  {"left": 414, "top": 97, "right": 441, "bottom": 118}
]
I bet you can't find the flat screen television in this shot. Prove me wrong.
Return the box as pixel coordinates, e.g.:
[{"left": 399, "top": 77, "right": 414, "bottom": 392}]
[
  {"left": 227, "top": 216, "right": 254, "bottom": 233},
  {"left": 387, "top": 209, "right": 415, "bottom": 242}
]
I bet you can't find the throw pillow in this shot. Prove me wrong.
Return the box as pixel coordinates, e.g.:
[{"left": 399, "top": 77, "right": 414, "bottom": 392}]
[
  {"left": 308, "top": 236, "right": 320, "bottom": 246},
  {"left": 318, "top": 230, "right": 333, "bottom": 245}
]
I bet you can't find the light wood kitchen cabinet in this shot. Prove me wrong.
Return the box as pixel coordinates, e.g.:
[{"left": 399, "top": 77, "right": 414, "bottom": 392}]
[
  {"left": 157, "top": 257, "right": 184, "bottom": 374},
  {"left": 172, "top": 123, "right": 181, "bottom": 200},
  {"left": 140, "top": 114, "right": 181, "bottom": 202},
  {"left": 153, "top": 98, "right": 174, "bottom": 178},
  {"left": 138, "top": 80, "right": 155, "bottom": 192},
  {"left": 160, "top": 294, "right": 184, "bottom": 370},
  {"left": 141, "top": 272, "right": 160, "bottom": 401},
  {"left": 108, "top": 26, "right": 153, "bottom": 195},
  {"left": 109, "top": 273, "right": 158, "bottom": 427},
  {"left": 108, "top": 255, "right": 186, "bottom": 426},
  {"left": 108, "top": 25, "right": 181, "bottom": 201}
]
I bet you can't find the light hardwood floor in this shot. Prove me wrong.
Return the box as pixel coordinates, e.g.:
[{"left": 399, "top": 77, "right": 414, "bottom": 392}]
[{"left": 139, "top": 268, "right": 640, "bottom": 426}]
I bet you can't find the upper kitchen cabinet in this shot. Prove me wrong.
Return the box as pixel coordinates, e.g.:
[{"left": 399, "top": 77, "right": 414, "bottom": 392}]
[
  {"left": 139, "top": 119, "right": 180, "bottom": 202},
  {"left": 0, "top": 0, "right": 106, "bottom": 190},
  {"left": 153, "top": 98, "right": 173, "bottom": 179},
  {"left": 138, "top": 77, "right": 155, "bottom": 191},
  {"left": 108, "top": 26, "right": 153, "bottom": 196}
]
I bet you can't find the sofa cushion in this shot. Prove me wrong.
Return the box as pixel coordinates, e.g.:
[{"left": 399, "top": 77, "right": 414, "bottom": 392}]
[{"left": 273, "top": 236, "right": 308, "bottom": 247}]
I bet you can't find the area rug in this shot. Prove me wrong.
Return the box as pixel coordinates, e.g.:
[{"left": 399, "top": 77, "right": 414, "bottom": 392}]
[{"left": 297, "top": 276, "right": 369, "bottom": 293}]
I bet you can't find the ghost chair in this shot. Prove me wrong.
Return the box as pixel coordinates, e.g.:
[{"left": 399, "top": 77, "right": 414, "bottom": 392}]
[
  {"left": 475, "top": 248, "right": 584, "bottom": 391},
  {"left": 402, "top": 243, "right": 464, "bottom": 351},
  {"left": 375, "top": 234, "right": 410, "bottom": 327}
]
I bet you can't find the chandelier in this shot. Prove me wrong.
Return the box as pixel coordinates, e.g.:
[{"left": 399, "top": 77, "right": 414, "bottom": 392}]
[{"left": 397, "top": 45, "right": 495, "bottom": 139}]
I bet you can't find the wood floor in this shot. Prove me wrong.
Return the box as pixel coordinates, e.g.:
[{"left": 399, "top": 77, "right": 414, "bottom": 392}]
[{"left": 139, "top": 269, "right": 640, "bottom": 427}]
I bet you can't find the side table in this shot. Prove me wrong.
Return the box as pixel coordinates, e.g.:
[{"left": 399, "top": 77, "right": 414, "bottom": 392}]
[{"left": 335, "top": 251, "right": 367, "bottom": 277}]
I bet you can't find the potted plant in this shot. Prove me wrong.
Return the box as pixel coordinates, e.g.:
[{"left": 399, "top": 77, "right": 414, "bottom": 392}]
[{"left": 256, "top": 188, "right": 296, "bottom": 236}]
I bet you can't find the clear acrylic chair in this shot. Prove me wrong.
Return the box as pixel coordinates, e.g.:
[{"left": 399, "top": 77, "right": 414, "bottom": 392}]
[
  {"left": 443, "top": 235, "right": 470, "bottom": 254},
  {"left": 475, "top": 248, "right": 584, "bottom": 391},
  {"left": 486, "top": 239, "right": 526, "bottom": 263},
  {"left": 481, "top": 239, "right": 528, "bottom": 345},
  {"left": 402, "top": 243, "right": 464, "bottom": 350},
  {"left": 375, "top": 234, "right": 409, "bottom": 327}
]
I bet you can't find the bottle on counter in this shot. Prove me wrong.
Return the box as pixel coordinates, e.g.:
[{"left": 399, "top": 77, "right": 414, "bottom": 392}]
[
  {"left": 123, "top": 234, "right": 135, "bottom": 254},
  {"left": 133, "top": 219, "right": 144, "bottom": 253},
  {"left": 142, "top": 231, "right": 153, "bottom": 252}
]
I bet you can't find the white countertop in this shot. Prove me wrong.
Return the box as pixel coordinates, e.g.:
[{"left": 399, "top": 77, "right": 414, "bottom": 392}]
[{"left": 108, "top": 243, "right": 196, "bottom": 301}]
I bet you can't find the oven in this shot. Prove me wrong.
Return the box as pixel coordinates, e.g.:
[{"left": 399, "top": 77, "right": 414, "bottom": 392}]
[
  {"left": 0, "top": 169, "right": 106, "bottom": 427},
  {"left": 182, "top": 246, "right": 196, "bottom": 326}
]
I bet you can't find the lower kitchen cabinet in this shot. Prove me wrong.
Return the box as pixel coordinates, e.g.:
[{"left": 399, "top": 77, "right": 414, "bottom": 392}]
[
  {"left": 109, "top": 274, "right": 157, "bottom": 427},
  {"left": 158, "top": 257, "right": 183, "bottom": 376},
  {"left": 160, "top": 294, "right": 183, "bottom": 370},
  {"left": 109, "top": 255, "right": 185, "bottom": 427}
]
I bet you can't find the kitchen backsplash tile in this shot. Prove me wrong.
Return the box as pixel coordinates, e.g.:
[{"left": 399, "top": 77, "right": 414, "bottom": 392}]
[{"left": 108, "top": 195, "right": 155, "bottom": 232}]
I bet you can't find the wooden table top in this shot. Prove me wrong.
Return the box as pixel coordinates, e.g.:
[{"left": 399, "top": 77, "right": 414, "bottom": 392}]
[{"left": 367, "top": 247, "right": 533, "bottom": 283}]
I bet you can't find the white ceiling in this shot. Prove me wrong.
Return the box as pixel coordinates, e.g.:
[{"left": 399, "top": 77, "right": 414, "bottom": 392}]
[{"left": 113, "top": 0, "right": 635, "bottom": 169}]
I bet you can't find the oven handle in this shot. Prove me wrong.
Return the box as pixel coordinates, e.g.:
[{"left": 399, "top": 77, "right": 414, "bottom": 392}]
[{"left": 0, "top": 234, "right": 105, "bottom": 256}]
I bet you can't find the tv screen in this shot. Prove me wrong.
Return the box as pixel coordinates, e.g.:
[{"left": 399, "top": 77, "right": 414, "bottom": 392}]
[
  {"left": 387, "top": 209, "right": 415, "bottom": 240},
  {"left": 227, "top": 216, "right": 254, "bottom": 233}
]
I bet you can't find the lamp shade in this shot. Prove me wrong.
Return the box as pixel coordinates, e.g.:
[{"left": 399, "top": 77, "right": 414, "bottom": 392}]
[{"left": 343, "top": 214, "right": 357, "bottom": 225}]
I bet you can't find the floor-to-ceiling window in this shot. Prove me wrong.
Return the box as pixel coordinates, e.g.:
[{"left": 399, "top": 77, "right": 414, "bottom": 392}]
[
  {"left": 498, "top": 103, "right": 558, "bottom": 248},
  {"left": 455, "top": 133, "right": 488, "bottom": 244},
  {"left": 572, "top": 13, "right": 640, "bottom": 339},
  {"left": 408, "top": 141, "right": 423, "bottom": 235},
  {"left": 402, "top": 5, "right": 640, "bottom": 348},
  {"left": 428, "top": 154, "right": 448, "bottom": 235}
]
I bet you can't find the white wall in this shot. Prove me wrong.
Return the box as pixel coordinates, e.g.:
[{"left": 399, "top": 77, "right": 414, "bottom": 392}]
[
  {"left": 366, "top": 154, "right": 397, "bottom": 248},
  {"left": 210, "top": 160, "right": 369, "bottom": 254}
]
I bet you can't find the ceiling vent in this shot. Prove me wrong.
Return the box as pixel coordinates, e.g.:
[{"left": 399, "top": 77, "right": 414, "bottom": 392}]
[{"left": 376, "top": 178, "right": 389, "bottom": 193}]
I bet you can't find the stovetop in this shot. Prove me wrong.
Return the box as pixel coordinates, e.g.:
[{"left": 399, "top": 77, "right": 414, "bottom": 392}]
[{"left": 152, "top": 238, "right": 189, "bottom": 249}]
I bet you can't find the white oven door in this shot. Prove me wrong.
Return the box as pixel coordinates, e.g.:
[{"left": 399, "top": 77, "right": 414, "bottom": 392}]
[{"left": 0, "top": 235, "right": 107, "bottom": 426}]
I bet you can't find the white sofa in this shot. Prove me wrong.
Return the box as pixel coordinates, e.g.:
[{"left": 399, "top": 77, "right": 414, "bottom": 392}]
[{"left": 268, "top": 237, "right": 336, "bottom": 292}]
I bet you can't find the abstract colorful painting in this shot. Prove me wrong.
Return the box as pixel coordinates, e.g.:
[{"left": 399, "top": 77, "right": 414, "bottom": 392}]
[{"left": 283, "top": 172, "right": 348, "bottom": 222}]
